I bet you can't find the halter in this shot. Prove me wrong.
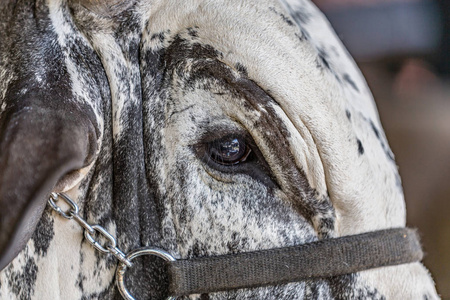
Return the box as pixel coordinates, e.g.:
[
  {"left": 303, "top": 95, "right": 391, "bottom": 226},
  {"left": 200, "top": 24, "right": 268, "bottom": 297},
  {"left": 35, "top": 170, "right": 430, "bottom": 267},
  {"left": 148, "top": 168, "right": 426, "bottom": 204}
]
[{"left": 49, "top": 193, "right": 423, "bottom": 300}]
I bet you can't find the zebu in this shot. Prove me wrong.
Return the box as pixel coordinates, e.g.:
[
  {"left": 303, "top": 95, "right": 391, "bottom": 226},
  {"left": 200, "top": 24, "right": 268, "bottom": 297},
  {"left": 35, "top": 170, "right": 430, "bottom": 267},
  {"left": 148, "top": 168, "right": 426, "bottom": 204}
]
[{"left": 0, "top": 0, "right": 439, "bottom": 299}]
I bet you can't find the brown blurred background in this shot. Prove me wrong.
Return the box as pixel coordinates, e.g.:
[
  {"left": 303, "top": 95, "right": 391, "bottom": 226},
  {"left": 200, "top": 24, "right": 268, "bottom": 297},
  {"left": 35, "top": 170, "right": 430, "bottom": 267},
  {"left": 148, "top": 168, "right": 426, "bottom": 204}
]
[{"left": 313, "top": 0, "right": 450, "bottom": 298}]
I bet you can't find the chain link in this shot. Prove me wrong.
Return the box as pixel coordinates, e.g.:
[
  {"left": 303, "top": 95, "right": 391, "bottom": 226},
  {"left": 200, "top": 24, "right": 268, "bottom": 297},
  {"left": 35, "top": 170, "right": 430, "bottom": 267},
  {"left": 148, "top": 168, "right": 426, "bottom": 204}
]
[{"left": 48, "top": 192, "right": 133, "bottom": 267}]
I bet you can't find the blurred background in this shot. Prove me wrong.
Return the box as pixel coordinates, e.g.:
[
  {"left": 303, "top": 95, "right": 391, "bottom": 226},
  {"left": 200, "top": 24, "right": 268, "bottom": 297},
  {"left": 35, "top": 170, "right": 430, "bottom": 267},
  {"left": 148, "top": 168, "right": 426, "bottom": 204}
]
[{"left": 312, "top": 0, "right": 450, "bottom": 298}]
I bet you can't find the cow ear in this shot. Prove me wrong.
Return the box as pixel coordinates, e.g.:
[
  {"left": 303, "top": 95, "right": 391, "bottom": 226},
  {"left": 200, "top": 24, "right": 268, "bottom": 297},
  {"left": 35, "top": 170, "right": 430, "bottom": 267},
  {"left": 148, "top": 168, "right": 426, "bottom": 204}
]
[{"left": 0, "top": 96, "right": 98, "bottom": 270}]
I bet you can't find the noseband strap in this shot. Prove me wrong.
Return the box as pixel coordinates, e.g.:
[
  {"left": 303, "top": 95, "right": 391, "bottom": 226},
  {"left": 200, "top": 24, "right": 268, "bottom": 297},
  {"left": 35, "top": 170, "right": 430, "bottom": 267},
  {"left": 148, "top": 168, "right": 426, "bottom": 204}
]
[{"left": 167, "top": 228, "right": 422, "bottom": 296}]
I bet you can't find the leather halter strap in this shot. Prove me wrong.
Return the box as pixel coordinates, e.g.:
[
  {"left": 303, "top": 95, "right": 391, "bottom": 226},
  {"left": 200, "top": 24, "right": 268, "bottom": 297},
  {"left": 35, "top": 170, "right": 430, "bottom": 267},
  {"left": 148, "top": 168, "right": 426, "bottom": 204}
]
[
  {"left": 167, "top": 228, "right": 422, "bottom": 296},
  {"left": 44, "top": 194, "right": 423, "bottom": 299}
]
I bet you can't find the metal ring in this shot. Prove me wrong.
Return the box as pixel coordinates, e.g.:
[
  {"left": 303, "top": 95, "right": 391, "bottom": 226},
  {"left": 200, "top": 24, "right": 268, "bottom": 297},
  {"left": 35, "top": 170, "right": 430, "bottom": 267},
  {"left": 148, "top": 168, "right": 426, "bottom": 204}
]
[{"left": 116, "top": 247, "right": 176, "bottom": 300}]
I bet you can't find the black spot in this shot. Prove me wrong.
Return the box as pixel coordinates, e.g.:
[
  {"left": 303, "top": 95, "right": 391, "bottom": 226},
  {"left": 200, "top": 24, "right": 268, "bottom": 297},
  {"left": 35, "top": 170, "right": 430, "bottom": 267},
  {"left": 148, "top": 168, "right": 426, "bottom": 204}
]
[
  {"left": 187, "top": 27, "right": 198, "bottom": 37},
  {"left": 235, "top": 63, "right": 248, "bottom": 76},
  {"left": 343, "top": 74, "right": 359, "bottom": 92},
  {"left": 386, "top": 150, "right": 395, "bottom": 162},
  {"left": 346, "top": 109, "right": 351, "bottom": 120},
  {"left": 316, "top": 48, "right": 337, "bottom": 76},
  {"left": 295, "top": 32, "right": 306, "bottom": 42},
  {"left": 318, "top": 217, "right": 335, "bottom": 237},
  {"left": 24, "top": 258, "right": 38, "bottom": 292},
  {"left": 367, "top": 119, "right": 395, "bottom": 163},
  {"left": 190, "top": 241, "right": 209, "bottom": 257},
  {"left": 31, "top": 210, "right": 54, "bottom": 257},
  {"left": 179, "top": 208, "right": 188, "bottom": 223},
  {"left": 357, "top": 139, "right": 364, "bottom": 155},
  {"left": 227, "top": 232, "right": 241, "bottom": 253},
  {"left": 269, "top": 7, "right": 294, "bottom": 26},
  {"left": 328, "top": 274, "right": 386, "bottom": 299},
  {"left": 290, "top": 8, "right": 312, "bottom": 24},
  {"left": 279, "top": 13, "right": 294, "bottom": 26},
  {"left": 370, "top": 120, "right": 380, "bottom": 139},
  {"left": 305, "top": 281, "right": 322, "bottom": 298},
  {"left": 301, "top": 28, "right": 310, "bottom": 40},
  {"left": 150, "top": 32, "right": 165, "bottom": 43},
  {"left": 8, "top": 257, "right": 38, "bottom": 300},
  {"left": 327, "top": 274, "right": 356, "bottom": 300},
  {"left": 317, "top": 47, "right": 331, "bottom": 70},
  {"left": 319, "top": 54, "right": 330, "bottom": 70}
]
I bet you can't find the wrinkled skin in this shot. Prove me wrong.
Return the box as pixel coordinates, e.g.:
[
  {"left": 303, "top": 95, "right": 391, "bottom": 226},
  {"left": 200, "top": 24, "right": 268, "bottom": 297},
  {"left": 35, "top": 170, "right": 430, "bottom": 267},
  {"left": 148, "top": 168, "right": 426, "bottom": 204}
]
[{"left": 0, "top": 0, "right": 439, "bottom": 299}]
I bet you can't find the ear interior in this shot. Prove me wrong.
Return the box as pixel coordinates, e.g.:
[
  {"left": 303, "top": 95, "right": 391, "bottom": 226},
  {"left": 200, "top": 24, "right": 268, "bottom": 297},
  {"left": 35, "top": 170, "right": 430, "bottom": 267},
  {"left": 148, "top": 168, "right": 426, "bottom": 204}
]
[{"left": 0, "top": 99, "right": 98, "bottom": 270}]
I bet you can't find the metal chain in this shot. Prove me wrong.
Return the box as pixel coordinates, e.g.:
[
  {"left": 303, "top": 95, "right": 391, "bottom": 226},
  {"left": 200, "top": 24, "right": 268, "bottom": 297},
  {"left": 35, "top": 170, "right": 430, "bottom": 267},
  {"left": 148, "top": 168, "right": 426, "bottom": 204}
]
[{"left": 48, "top": 192, "right": 133, "bottom": 267}]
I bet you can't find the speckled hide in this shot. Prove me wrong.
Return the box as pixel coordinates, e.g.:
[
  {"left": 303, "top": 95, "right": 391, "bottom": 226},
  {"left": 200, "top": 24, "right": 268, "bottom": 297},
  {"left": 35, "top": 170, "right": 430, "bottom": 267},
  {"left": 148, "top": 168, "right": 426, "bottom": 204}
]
[{"left": 0, "top": 0, "right": 439, "bottom": 299}]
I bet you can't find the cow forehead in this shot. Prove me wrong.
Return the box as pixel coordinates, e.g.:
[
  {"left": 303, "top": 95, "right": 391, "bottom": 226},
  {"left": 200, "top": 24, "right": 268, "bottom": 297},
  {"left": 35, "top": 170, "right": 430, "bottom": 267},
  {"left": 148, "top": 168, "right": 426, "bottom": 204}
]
[
  {"left": 77, "top": 0, "right": 379, "bottom": 134},
  {"left": 62, "top": 0, "right": 375, "bottom": 128}
]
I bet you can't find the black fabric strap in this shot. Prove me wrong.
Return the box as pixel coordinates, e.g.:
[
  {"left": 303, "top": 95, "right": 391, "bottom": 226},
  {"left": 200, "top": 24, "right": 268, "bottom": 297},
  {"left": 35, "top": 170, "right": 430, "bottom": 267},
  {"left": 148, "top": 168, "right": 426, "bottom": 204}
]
[{"left": 168, "top": 228, "right": 422, "bottom": 296}]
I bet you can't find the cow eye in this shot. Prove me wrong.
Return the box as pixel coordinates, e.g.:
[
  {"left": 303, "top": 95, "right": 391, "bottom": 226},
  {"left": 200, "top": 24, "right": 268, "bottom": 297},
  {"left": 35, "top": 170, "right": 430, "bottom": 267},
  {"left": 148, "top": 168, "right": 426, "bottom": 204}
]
[
  {"left": 207, "top": 136, "right": 251, "bottom": 165},
  {"left": 195, "top": 132, "right": 278, "bottom": 188}
]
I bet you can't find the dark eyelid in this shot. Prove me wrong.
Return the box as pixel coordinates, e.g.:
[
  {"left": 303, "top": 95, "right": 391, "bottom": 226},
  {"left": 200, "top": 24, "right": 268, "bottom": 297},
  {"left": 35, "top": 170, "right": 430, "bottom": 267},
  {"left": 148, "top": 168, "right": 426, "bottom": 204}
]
[{"left": 196, "top": 127, "right": 250, "bottom": 145}]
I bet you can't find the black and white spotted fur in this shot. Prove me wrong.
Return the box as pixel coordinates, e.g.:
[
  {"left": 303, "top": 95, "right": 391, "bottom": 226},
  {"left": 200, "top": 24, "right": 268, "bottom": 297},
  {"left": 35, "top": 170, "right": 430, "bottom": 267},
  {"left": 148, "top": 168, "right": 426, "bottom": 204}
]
[{"left": 0, "top": 0, "right": 439, "bottom": 299}]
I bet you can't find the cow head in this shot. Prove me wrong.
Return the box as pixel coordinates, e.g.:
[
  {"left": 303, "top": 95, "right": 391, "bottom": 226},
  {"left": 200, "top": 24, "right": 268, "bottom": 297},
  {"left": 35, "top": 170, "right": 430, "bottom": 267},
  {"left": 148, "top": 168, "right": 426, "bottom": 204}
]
[{"left": 0, "top": 0, "right": 438, "bottom": 299}]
